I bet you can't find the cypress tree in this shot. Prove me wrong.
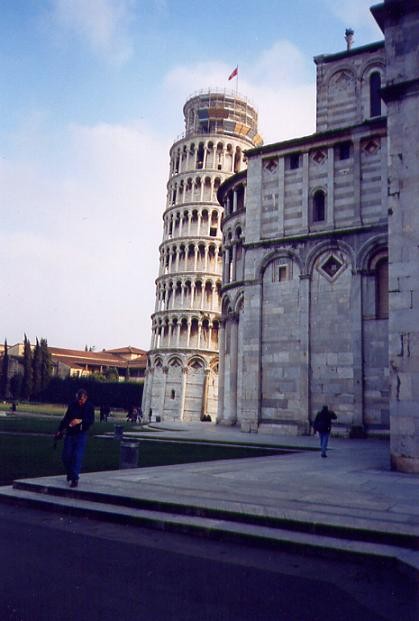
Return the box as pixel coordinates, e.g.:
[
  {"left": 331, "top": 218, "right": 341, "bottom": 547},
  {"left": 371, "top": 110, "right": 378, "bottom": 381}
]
[
  {"left": 32, "top": 338, "right": 42, "bottom": 397},
  {"left": 22, "top": 334, "right": 33, "bottom": 400},
  {"left": 0, "top": 339, "right": 10, "bottom": 399},
  {"left": 40, "top": 338, "right": 51, "bottom": 391}
]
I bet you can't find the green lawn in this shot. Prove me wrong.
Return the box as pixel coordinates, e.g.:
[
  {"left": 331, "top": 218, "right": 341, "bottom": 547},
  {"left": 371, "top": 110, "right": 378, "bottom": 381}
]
[
  {"left": 0, "top": 414, "right": 283, "bottom": 485},
  {"left": 0, "top": 402, "right": 66, "bottom": 416}
]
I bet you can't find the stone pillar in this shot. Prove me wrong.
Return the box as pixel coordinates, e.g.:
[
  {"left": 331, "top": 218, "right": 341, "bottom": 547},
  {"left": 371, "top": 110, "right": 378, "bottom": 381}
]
[
  {"left": 160, "top": 366, "right": 168, "bottom": 419},
  {"left": 351, "top": 269, "right": 364, "bottom": 429},
  {"left": 217, "top": 321, "right": 226, "bottom": 422},
  {"left": 211, "top": 284, "right": 217, "bottom": 311},
  {"left": 142, "top": 368, "right": 153, "bottom": 415},
  {"left": 204, "top": 245, "right": 209, "bottom": 272},
  {"left": 180, "top": 367, "right": 188, "bottom": 421},
  {"left": 201, "top": 368, "right": 210, "bottom": 419},
  {"left": 228, "top": 314, "right": 239, "bottom": 424},
  {"left": 372, "top": 0, "right": 419, "bottom": 472},
  {"left": 197, "top": 320, "right": 202, "bottom": 349},
  {"left": 232, "top": 244, "right": 237, "bottom": 282},
  {"left": 186, "top": 318, "right": 192, "bottom": 348},
  {"left": 194, "top": 245, "right": 198, "bottom": 271},
  {"left": 327, "top": 146, "right": 334, "bottom": 228},
  {"left": 352, "top": 137, "right": 362, "bottom": 225},
  {"left": 299, "top": 274, "right": 311, "bottom": 428},
  {"left": 302, "top": 152, "right": 309, "bottom": 232}
]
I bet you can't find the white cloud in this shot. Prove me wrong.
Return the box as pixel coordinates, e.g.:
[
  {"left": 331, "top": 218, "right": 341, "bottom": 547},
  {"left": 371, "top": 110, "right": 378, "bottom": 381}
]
[
  {"left": 164, "top": 39, "right": 316, "bottom": 144},
  {"left": 323, "top": 0, "right": 382, "bottom": 39},
  {"left": 48, "top": 0, "right": 135, "bottom": 64},
  {"left": 2, "top": 39, "right": 317, "bottom": 351},
  {"left": 1, "top": 119, "right": 168, "bottom": 349}
]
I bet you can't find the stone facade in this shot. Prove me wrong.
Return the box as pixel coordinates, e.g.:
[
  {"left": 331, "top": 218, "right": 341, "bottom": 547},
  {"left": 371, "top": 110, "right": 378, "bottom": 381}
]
[
  {"left": 142, "top": 91, "right": 262, "bottom": 422},
  {"left": 372, "top": 0, "right": 419, "bottom": 473},
  {"left": 218, "top": 42, "right": 390, "bottom": 437}
]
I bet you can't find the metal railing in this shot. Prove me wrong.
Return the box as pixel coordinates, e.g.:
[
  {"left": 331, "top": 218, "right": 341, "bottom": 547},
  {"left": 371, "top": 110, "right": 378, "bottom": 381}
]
[{"left": 184, "top": 88, "right": 257, "bottom": 111}]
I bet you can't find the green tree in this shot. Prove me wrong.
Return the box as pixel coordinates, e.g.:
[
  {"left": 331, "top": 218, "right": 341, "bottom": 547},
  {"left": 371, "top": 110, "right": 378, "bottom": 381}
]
[
  {"left": 0, "top": 339, "right": 10, "bottom": 399},
  {"left": 10, "top": 373, "right": 23, "bottom": 400},
  {"left": 40, "top": 338, "right": 51, "bottom": 391},
  {"left": 104, "top": 366, "right": 119, "bottom": 382},
  {"left": 32, "top": 338, "right": 42, "bottom": 397},
  {"left": 22, "top": 334, "right": 33, "bottom": 399}
]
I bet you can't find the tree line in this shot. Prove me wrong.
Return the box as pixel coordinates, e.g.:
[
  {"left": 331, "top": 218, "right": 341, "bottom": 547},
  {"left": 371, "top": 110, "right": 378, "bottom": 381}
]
[
  {"left": 0, "top": 335, "right": 51, "bottom": 400},
  {"left": 0, "top": 335, "right": 144, "bottom": 408}
]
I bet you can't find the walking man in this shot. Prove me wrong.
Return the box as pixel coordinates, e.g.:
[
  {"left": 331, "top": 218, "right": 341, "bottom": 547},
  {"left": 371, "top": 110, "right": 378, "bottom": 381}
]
[
  {"left": 55, "top": 388, "right": 95, "bottom": 487},
  {"left": 313, "top": 405, "right": 337, "bottom": 458}
]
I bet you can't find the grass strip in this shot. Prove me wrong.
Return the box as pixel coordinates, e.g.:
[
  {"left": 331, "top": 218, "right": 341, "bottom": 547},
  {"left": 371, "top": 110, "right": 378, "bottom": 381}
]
[{"left": 0, "top": 417, "right": 287, "bottom": 485}]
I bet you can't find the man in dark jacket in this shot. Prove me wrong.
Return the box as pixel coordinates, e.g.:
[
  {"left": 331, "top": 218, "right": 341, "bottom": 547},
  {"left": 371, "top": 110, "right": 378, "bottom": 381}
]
[
  {"left": 55, "top": 389, "right": 95, "bottom": 487},
  {"left": 313, "top": 405, "right": 337, "bottom": 458}
]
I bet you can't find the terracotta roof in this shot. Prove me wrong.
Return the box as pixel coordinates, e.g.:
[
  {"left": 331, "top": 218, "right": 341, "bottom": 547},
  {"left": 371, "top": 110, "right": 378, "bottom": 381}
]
[
  {"left": 105, "top": 346, "right": 146, "bottom": 355},
  {"left": 55, "top": 358, "right": 84, "bottom": 369},
  {"left": 49, "top": 347, "right": 127, "bottom": 366}
]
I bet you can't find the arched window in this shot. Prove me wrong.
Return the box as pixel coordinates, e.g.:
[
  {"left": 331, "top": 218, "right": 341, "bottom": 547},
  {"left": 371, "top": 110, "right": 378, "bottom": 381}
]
[
  {"left": 376, "top": 258, "right": 388, "bottom": 319},
  {"left": 370, "top": 72, "right": 382, "bottom": 118},
  {"left": 313, "top": 190, "right": 326, "bottom": 223},
  {"left": 236, "top": 185, "right": 245, "bottom": 211}
]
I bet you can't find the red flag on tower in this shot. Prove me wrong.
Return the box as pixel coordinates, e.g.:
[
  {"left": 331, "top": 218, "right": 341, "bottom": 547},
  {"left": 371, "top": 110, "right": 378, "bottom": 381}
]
[{"left": 228, "top": 66, "right": 238, "bottom": 80}]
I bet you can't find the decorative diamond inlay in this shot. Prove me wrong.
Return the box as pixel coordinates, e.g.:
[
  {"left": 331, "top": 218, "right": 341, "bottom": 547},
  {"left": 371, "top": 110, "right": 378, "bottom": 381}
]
[
  {"left": 312, "top": 150, "right": 326, "bottom": 165},
  {"left": 264, "top": 159, "right": 278, "bottom": 173},
  {"left": 320, "top": 255, "right": 344, "bottom": 279},
  {"left": 363, "top": 139, "right": 380, "bottom": 155}
]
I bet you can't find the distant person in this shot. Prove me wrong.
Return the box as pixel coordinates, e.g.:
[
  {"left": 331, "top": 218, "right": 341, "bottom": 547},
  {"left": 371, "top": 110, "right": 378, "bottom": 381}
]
[
  {"left": 54, "top": 388, "right": 95, "bottom": 487},
  {"left": 100, "top": 404, "right": 110, "bottom": 422},
  {"left": 126, "top": 405, "right": 134, "bottom": 422},
  {"left": 313, "top": 405, "right": 337, "bottom": 458}
]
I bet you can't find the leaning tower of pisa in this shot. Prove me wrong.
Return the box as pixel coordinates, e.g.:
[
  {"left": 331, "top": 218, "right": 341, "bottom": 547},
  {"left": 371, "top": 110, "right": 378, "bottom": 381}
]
[{"left": 142, "top": 89, "right": 262, "bottom": 423}]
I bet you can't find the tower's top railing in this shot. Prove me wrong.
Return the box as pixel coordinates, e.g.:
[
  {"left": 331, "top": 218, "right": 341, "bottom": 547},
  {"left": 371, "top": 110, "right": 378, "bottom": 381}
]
[{"left": 183, "top": 88, "right": 258, "bottom": 112}]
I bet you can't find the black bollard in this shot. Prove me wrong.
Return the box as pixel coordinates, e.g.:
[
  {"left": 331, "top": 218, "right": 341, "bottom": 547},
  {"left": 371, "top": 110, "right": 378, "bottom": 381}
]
[
  {"left": 114, "top": 424, "right": 124, "bottom": 440},
  {"left": 119, "top": 440, "right": 139, "bottom": 469}
]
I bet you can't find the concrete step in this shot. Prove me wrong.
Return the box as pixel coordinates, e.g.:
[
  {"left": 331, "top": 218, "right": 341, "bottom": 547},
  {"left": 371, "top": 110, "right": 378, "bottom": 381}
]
[
  {"left": 9, "top": 477, "right": 419, "bottom": 551},
  {"left": 0, "top": 483, "right": 418, "bottom": 578}
]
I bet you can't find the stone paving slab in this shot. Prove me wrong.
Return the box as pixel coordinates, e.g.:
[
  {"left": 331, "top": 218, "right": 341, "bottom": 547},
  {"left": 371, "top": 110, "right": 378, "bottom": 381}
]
[
  {"left": 2, "top": 484, "right": 418, "bottom": 576},
  {"left": 0, "top": 423, "right": 418, "bottom": 573}
]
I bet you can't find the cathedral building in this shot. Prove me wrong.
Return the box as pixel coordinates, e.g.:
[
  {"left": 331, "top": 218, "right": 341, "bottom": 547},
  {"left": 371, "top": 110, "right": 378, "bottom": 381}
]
[
  {"left": 142, "top": 91, "right": 262, "bottom": 422},
  {"left": 217, "top": 0, "right": 419, "bottom": 473},
  {"left": 143, "top": 0, "right": 419, "bottom": 473},
  {"left": 218, "top": 40, "right": 388, "bottom": 437}
]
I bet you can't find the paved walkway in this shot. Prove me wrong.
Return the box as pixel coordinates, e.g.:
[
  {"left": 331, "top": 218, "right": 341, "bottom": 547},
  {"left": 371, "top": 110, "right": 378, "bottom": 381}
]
[{"left": 0, "top": 422, "right": 418, "bottom": 575}]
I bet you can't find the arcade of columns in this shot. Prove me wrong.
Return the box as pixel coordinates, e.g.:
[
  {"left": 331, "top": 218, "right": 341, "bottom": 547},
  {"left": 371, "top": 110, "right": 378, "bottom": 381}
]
[{"left": 142, "top": 90, "right": 261, "bottom": 422}]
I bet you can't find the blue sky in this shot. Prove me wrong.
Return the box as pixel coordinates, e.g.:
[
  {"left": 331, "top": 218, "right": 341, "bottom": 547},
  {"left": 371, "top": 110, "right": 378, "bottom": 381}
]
[{"left": 0, "top": 0, "right": 382, "bottom": 350}]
